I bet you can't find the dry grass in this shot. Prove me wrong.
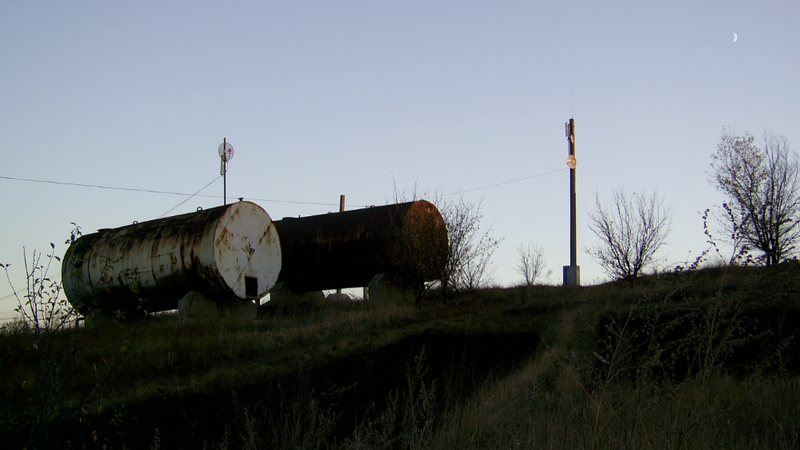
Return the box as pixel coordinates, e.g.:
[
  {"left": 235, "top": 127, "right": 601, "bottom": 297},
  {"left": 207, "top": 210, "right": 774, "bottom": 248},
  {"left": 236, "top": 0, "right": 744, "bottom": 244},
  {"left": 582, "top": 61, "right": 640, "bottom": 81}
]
[
  {"left": 429, "top": 264, "right": 800, "bottom": 450},
  {"left": 2, "top": 264, "right": 799, "bottom": 449},
  {"left": 430, "top": 359, "right": 799, "bottom": 449},
  {"left": 86, "top": 300, "right": 427, "bottom": 406}
]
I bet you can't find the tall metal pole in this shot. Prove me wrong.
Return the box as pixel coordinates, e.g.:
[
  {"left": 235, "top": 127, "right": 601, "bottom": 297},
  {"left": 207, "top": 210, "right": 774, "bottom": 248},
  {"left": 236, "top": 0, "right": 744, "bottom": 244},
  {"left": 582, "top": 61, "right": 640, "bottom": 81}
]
[
  {"left": 337, "top": 194, "right": 345, "bottom": 295},
  {"left": 563, "top": 118, "right": 581, "bottom": 286},
  {"left": 568, "top": 120, "right": 577, "bottom": 266}
]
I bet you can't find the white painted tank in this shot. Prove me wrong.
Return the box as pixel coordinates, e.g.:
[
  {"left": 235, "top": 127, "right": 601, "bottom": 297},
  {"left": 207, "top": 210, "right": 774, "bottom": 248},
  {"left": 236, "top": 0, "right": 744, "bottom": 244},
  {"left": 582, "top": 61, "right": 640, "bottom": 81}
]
[{"left": 62, "top": 201, "right": 282, "bottom": 316}]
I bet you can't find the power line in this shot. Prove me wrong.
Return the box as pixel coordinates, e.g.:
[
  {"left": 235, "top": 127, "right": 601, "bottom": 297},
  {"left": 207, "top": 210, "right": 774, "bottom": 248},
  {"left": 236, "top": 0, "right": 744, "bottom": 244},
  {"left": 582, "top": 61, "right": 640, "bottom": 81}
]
[
  {"left": 0, "top": 175, "right": 362, "bottom": 207},
  {"left": 1, "top": 166, "right": 566, "bottom": 210},
  {"left": 158, "top": 176, "right": 221, "bottom": 218},
  {"left": 241, "top": 197, "right": 366, "bottom": 207},
  {"left": 0, "top": 271, "right": 65, "bottom": 304},
  {"left": 443, "top": 167, "right": 567, "bottom": 196},
  {"left": 0, "top": 175, "right": 205, "bottom": 197},
  {"left": 0, "top": 166, "right": 566, "bottom": 308}
]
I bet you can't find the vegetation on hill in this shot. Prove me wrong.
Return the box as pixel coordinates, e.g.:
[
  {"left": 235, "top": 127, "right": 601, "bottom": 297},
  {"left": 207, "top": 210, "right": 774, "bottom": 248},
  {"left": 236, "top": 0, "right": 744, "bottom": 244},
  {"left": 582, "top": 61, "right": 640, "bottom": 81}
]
[{"left": 1, "top": 261, "right": 798, "bottom": 449}]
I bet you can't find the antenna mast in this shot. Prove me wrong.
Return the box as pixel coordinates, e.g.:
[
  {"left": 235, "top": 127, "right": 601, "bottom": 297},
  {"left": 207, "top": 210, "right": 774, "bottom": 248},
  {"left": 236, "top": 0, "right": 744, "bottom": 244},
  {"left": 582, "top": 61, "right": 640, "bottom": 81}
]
[
  {"left": 218, "top": 138, "right": 234, "bottom": 205},
  {"left": 563, "top": 118, "right": 581, "bottom": 286}
]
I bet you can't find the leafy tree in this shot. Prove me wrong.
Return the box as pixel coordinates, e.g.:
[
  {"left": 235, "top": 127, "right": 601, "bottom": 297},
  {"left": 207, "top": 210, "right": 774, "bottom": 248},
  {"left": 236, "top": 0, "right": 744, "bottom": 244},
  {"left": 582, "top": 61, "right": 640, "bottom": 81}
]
[
  {"left": 709, "top": 131, "right": 800, "bottom": 266},
  {"left": 588, "top": 187, "right": 671, "bottom": 283}
]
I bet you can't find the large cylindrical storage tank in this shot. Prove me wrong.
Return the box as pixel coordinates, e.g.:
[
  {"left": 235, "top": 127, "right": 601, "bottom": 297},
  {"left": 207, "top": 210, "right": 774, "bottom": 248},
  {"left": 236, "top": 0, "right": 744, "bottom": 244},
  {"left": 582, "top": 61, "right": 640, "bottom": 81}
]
[
  {"left": 62, "top": 201, "right": 282, "bottom": 316},
  {"left": 273, "top": 200, "right": 448, "bottom": 292}
]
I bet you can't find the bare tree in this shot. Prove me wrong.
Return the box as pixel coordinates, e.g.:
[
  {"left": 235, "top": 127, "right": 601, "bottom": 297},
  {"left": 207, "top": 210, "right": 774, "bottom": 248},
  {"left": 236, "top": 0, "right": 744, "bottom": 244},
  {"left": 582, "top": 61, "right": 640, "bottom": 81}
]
[
  {"left": 382, "top": 200, "right": 449, "bottom": 306},
  {"left": 436, "top": 196, "right": 501, "bottom": 293},
  {"left": 588, "top": 187, "right": 671, "bottom": 283},
  {"left": 515, "top": 243, "right": 549, "bottom": 286},
  {"left": 709, "top": 130, "right": 800, "bottom": 266},
  {"left": 391, "top": 183, "right": 502, "bottom": 296}
]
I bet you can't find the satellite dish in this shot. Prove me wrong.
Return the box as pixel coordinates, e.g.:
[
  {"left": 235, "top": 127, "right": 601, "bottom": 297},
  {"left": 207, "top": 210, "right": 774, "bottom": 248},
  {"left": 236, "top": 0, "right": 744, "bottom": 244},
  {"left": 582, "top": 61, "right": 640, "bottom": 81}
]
[{"left": 218, "top": 141, "right": 234, "bottom": 162}]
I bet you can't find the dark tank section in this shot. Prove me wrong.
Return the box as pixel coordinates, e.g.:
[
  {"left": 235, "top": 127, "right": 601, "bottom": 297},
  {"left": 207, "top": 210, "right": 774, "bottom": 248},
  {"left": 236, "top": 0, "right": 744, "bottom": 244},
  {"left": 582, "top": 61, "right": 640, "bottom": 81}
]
[{"left": 273, "top": 200, "right": 448, "bottom": 292}]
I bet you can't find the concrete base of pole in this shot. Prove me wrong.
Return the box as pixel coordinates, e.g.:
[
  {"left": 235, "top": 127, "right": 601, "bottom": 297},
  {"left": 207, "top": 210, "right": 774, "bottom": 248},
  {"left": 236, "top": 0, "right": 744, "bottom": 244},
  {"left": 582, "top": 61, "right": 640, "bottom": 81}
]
[{"left": 563, "top": 265, "right": 581, "bottom": 287}]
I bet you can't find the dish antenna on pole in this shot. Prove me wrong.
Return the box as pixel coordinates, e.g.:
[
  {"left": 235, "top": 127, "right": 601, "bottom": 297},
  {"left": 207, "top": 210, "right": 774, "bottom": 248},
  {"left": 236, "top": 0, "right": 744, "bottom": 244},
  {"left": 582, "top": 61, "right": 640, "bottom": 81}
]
[{"left": 218, "top": 138, "right": 234, "bottom": 205}]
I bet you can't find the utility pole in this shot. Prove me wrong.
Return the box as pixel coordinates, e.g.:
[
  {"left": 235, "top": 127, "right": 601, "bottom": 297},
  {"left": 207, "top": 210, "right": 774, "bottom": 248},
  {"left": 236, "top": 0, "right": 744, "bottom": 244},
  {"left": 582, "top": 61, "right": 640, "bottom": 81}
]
[
  {"left": 563, "top": 118, "right": 581, "bottom": 286},
  {"left": 337, "top": 194, "right": 345, "bottom": 295}
]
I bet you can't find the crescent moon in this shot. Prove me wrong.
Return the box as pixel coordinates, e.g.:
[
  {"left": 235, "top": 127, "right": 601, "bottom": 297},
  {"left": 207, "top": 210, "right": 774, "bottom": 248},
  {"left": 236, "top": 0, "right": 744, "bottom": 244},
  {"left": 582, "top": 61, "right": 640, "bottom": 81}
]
[{"left": 733, "top": 32, "right": 738, "bottom": 43}]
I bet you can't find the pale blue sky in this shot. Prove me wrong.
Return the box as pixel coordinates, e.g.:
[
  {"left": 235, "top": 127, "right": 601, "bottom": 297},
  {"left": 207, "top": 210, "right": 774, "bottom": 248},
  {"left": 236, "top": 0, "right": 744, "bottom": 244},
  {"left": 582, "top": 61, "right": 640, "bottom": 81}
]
[{"left": 2, "top": 1, "right": 798, "bottom": 321}]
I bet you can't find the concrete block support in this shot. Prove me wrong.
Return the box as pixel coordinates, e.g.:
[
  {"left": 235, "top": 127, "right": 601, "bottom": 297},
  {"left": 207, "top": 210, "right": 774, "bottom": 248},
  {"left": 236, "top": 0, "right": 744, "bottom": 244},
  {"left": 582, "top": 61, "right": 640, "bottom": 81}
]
[
  {"left": 82, "top": 311, "right": 118, "bottom": 328},
  {"left": 326, "top": 292, "right": 355, "bottom": 302},
  {"left": 177, "top": 291, "right": 257, "bottom": 323},
  {"left": 368, "top": 273, "right": 414, "bottom": 304},
  {"left": 268, "top": 282, "right": 325, "bottom": 306}
]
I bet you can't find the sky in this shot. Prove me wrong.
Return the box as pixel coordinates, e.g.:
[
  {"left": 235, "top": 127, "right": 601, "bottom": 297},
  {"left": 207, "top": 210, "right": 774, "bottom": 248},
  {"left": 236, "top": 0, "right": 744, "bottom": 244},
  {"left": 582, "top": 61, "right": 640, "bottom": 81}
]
[{"left": 2, "top": 1, "right": 799, "bottom": 322}]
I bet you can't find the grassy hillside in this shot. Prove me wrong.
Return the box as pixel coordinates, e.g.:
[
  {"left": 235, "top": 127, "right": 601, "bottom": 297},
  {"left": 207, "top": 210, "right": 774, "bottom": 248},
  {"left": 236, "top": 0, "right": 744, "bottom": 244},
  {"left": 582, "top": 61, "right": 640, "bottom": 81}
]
[{"left": 1, "top": 263, "right": 799, "bottom": 449}]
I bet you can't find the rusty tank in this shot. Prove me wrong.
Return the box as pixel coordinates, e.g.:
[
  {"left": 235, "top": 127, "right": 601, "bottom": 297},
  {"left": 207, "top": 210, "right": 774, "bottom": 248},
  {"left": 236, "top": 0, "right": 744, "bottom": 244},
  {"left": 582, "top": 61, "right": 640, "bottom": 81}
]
[
  {"left": 62, "top": 201, "right": 282, "bottom": 316},
  {"left": 273, "top": 200, "right": 448, "bottom": 293}
]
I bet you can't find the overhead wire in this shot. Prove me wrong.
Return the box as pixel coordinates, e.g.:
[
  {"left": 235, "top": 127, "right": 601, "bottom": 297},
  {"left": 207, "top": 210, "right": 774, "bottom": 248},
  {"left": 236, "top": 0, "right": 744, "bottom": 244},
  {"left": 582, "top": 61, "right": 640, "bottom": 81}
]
[
  {"left": 158, "top": 176, "right": 221, "bottom": 218},
  {"left": 443, "top": 167, "right": 567, "bottom": 196},
  {"left": 0, "top": 166, "right": 566, "bottom": 320},
  {"left": 241, "top": 197, "right": 367, "bottom": 207},
  {"left": 0, "top": 175, "right": 207, "bottom": 197},
  {"left": 0, "top": 268, "right": 66, "bottom": 315},
  {"left": 2, "top": 166, "right": 566, "bottom": 208},
  {"left": 0, "top": 175, "right": 363, "bottom": 208}
]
